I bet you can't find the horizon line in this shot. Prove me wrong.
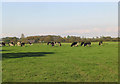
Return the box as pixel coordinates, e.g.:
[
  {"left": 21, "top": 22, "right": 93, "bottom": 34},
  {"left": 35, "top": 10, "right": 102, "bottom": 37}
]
[{"left": 0, "top": 34, "right": 119, "bottom": 39}]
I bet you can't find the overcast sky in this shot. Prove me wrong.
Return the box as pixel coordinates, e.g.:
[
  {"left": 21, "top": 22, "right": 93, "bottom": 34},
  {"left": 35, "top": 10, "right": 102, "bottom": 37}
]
[{"left": 1, "top": 2, "right": 118, "bottom": 38}]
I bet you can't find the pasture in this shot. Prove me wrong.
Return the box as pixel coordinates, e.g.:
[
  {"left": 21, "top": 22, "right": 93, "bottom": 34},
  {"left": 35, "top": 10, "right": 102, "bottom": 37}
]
[{"left": 1, "top": 42, "right": 118, "bottom": 82}]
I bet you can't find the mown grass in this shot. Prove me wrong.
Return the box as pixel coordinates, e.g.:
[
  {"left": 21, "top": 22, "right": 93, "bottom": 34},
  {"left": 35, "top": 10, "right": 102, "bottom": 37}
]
[{"left": 1, "top": 42, "right": 118, "bottom": 82}]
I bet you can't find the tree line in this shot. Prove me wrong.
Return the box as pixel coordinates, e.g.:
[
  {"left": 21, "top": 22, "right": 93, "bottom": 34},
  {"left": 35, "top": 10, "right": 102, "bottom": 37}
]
[{"left": 1, "top": 34, "right": 119, "bottom": 44}]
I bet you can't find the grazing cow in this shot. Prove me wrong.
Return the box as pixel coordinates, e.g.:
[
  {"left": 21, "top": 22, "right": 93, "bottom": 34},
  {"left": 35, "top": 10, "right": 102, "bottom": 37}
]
[
  {"left": 84, "top": 42, "right": 91, "bottom": 47},
  {"left": 58, "top": 42, "right": 62, "bottom": 46},
  {"left": 71, "top": 42, "right": 78, "bottom": 47},
  {"left": 99, "top": 41, "right": 103, "bottom": 45},
  {"left": 17, "top": 42, "right": 21, "bottom": 46},
  {"left": 51, "top": 42, "right": 54, "bottom": 46},
  {"left": 9, "top": 43, "right": 14, "bottom": 46},
  {"left": 21, "top": 42, "right": 25, "bottom": 47},
  {"left": 0, "top": 42, "right": 6, "bottom": 47},
  {"left": 28, "top": 40, "right": 34, "bottom": 46},
  {"left": 60, "top": 43, "right": 61, "bottom": 46},
  {"left": 2, "top": 42, "right": 6, "bottom": 46},
  {"left": 47, "top": 42, "right": 61, "bottom": 47},
  {"left": 17, "top": 42, "right": 25, "bottom": 47},
  {"left": 9, "top": 42, "right": 15, "bottom": 46},
  {"left": 47, "top": 42, "right": 51, "bottom": 45},
  {"left": 28, "top": 42, "right": 32, "bottom": 45},
  {"left": 81, "top": 42, "right": 84, "bottom": 46},
  {"left": 55, "top": 42, "right": 57, "bottom": 44}
]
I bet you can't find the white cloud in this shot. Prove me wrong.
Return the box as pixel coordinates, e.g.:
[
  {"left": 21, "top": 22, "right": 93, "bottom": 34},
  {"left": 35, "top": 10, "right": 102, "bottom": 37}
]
[
  {"left": 64, "top": 28, "right": 118, "bottom": 34},
  {"left": 0, "top": 33, "right": 20, "bottom": 38},
  {"left": 1, "top": 28, "right": 118, "bottom": 38}
]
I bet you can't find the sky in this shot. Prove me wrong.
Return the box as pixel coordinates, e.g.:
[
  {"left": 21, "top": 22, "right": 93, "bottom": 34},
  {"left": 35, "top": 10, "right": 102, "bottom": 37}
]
[
  {"left": 2, "top": 0, "right": 119, "bottom": 2},
  {"left": 1, "top": 2, "right": 118, "bottom": 38}
]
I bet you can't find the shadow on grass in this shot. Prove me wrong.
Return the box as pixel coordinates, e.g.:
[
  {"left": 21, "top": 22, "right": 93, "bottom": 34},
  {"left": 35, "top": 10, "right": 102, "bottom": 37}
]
[
  {"left": 0, "top": 50, "right": 10, "bottom": 52},
  {"left": 2, "top": 52, "right": 55, "bottom": 59}
]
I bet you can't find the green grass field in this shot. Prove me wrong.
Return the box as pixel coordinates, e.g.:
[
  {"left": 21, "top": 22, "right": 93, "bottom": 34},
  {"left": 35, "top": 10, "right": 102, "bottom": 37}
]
[{"left": 1, "top": 42, "right": 118, "bottom": 82}]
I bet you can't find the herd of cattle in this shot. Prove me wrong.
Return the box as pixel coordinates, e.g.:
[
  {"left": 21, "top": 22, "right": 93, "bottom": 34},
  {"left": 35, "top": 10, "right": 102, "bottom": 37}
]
[
  {"left": 0, "top": 41, "right": 32, "bottom": 47},
  {"left": 71, "top": 41, "right": 103, "bottom": 47},
  {"left": 47, "top": 42, "right": 62, "bottom": 46},
  {"left": 0, "top": 41, "right": 103, "bottom": 47},
  {"left": 47, "top": 41, "right": 103, "bottom": 47}
]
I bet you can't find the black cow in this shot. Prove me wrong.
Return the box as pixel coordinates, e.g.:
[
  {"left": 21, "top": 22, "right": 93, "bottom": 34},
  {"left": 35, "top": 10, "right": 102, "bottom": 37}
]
[
  {"left": 47, "top": 42, "right": 51, "bottom": 45},
  {"left": 51, "top": 42, "right": 54, "bottom": 46},
  {"left": 47, "top": 42, "right": 61, "bottom": 47},
  {"left": 28, "top": 42, "right": 32, "bottom": 45},
  {"left": 0, "top": 42, "right": 6, "bottom": 46},
  {"left": 58, "top": 42, "right": 62, "bottom": 46},
  {"left": 99, "top": 41, "right": 103, "bottom": 45},
  {"left": 81, "top": 42, "right": 84, "bottom": 46},
  {"left": 21, "top": 42, "right": 25, "bottom": 47},
  {"left": 71, "top": 42, "right": 78, "bottom": 47},
  {"left": 84, "top": 42, "right": 91, "bottom": 47}
]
